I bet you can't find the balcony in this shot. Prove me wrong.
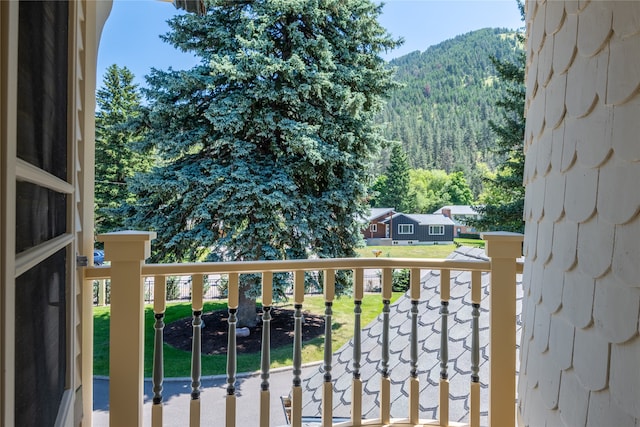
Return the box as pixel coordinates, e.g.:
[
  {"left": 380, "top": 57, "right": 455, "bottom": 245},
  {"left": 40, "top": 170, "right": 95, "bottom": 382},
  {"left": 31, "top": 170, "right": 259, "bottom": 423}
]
[{"left": 84, "top": 231, "right": 523, "bottom": 427}]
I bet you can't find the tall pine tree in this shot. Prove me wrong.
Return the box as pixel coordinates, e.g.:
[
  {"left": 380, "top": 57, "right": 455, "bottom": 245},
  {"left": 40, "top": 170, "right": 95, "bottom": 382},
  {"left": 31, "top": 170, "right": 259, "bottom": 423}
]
[
  {"left": 375, "top": 143, "right": 415, "bottom": 212},
  {"left": 467, "top": 1, "right": 525, "bottom": 233},
  {"left": 95, "top": 64, "right": 150, "bottom": 235},
  {"left": 128, "top": 0, "right": 401, "bottom": 326}
]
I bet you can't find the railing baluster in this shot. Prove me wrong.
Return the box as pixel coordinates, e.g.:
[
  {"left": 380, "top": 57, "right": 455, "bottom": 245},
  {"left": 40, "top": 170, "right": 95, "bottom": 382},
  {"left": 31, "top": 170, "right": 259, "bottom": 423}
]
[
  {"left": 291, "top": 271, "right": 305, "bottom": 427},
  {"left": 409, "top": 268, "right": 421, "bottom": 424},
  {"left": 470, "top": 270, "right": 482, "bottom": 427},
  {"left": 226, "top": 273, "right": 239, "bottom": 427},
  {"left": 380, "top": 267, "right": 392, "bottom": 425},
  {"left": 439, "top": 269, "right": 451, "bottom": 427},
  {"left": 151, "top": 275, "right": 167, "bottom": 427},
  {"left": 190, "top": 274, "right": 204, "bottom": 427},
  {"left": 322, "top": 270, "right": 335, "bottom": 427},
  {"left": 351, "top": 268, "right": 364, "bottom": 426},
  {"left": 89, "top": 229, "right": 523, "bottom": 427},
  {"left": 260, "top": 272, "right": 273, "bottom": 427},
  {"left": 98, "top": 279, "right": 107, "bottom": 306}
]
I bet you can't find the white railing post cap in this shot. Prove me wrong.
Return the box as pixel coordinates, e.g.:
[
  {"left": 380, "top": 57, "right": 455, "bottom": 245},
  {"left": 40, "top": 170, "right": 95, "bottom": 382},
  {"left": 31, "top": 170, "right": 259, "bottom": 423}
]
[
  {"left": 481, "top": 231, "right": 524, "bottom": 259},
  {"left": 97, "top": 230, "right": 157, "bottom": 262}
]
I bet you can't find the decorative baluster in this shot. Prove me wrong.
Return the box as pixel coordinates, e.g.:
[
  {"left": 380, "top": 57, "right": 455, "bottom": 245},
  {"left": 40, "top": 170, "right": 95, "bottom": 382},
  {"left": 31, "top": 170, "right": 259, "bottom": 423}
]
[
  {"left": 351, "top": 268, "right": 364, "bottom": 426},
  {"left": 439, "top": 269, "right": 451, "bottom": 426},
  {"left": 409, "top": 268, "right": 421, "bottom": 424},
  {"left": 190, "top": 274, "right": 204, "bottom": 427},
  {"left": 260, "top": 272, "right": 273, "bottom": 427},
  {"left": 291, "top": 271, "right": 305, "bottom": 427},
  {"left": 152, "top": 275, "right": 167, "bottom": 427},
  {"left": 322, "top": 270, "right": 335, "bottom": 427},
  {"left": 470, "top": 270, "right": 482, "bottom": 427},
  {"left": 380, "top": 267, "right": 392, "bottom": 425},
  {"left": 226, "top": 273, "right": 239, "bottom": 427}
]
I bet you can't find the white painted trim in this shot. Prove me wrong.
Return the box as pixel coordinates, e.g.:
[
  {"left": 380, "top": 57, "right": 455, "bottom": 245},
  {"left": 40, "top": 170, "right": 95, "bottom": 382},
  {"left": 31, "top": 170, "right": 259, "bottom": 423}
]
[
  {"left": 15, "top": 233, "right": 75, "bottom": 278},
  {"left": 428, "top": 225, "right": 445, "bottom": 235},
  {"left": 15, "top": 158, "right": 75, "bottom": 194},
  {"left": 0, "top": 2, "right": 19, "bottom": 424},
  {"left": 54, "top": 389, "right": 75, "bottom": 427},
  {"left": 398, "top": 224, "right": 414, "bottom": 234}
]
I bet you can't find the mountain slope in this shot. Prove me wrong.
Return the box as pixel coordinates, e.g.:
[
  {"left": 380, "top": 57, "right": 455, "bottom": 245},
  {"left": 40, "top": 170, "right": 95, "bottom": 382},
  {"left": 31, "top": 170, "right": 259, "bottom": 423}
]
[{"left": 378, "top": 28, "right": 523, "bottom": 191}]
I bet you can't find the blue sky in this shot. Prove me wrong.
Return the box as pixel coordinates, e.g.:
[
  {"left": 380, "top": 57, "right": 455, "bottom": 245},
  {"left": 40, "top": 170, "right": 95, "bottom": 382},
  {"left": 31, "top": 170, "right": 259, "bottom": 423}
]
[{"left": 97, "top": 0, "right": 523, "bottom": 88}]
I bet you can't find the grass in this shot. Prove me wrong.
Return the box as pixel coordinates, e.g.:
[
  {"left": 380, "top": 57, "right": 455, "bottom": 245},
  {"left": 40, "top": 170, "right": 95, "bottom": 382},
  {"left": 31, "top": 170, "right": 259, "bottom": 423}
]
[
  {"left": 454, "top": 237, "right": 485, "bottom": 248},
  {"left": 355, "top": 239, "right": 485, "bottom": 259},
  {"left": 94, "top": 293, "right": 403, "bottom": 378},
  {"left": 355, "top": 244, "right": 457, "bottom": 259}
]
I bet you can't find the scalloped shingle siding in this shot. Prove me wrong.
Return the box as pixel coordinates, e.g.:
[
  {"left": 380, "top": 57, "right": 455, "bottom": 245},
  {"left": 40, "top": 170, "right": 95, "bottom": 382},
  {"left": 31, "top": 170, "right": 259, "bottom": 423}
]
[{"left": 519, "top": 2, "right": 640, "bottom": 425}]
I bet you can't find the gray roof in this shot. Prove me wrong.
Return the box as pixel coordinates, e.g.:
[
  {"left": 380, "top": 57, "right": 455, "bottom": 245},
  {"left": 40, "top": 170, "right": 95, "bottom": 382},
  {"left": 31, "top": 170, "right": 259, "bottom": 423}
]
[
  {"left": 433, "top": 205, "right": 480, "bottom": 216},
  {"left": 385, "top": 213, "right": 456, "bottom": 226},
  {"left": 301, "top": 247, "right": 523, "bottom": 426},
  {"left": 367, "top": 208, "right": 395, "bottom": 222}
]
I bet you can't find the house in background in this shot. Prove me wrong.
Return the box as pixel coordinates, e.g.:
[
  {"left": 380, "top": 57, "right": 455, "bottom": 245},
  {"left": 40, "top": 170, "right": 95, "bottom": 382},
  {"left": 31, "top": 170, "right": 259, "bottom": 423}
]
[
  {"left": 383, "top": 213, "right": 455, "bottom": 245},
  {"left": 362, "top": 207, "right": 395, "bottom": 245},
  {"left": 433, "top": 205, "right": 480, "bottom": 237}
]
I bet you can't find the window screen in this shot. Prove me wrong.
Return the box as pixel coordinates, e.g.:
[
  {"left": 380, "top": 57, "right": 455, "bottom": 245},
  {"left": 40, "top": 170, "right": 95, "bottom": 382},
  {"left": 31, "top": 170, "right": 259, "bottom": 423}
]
[
  {"left": 15, "top": 248, "right": 67, "bottom": 427},
  {"left": 14, "top": 1, "right": 70, "bottom": 425},
  {"left": 17, "top": 0, "right": 69, "bottom": 180},
  {"left": 15, "top": 181, "right": 67, "bottom": 254}
]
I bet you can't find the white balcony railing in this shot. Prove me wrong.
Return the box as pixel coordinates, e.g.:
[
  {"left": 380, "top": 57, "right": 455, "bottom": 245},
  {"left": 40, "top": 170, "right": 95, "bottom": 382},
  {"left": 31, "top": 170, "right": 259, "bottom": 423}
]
[{"left": 84, "top": 231, "right": 523, "bottom": 427}]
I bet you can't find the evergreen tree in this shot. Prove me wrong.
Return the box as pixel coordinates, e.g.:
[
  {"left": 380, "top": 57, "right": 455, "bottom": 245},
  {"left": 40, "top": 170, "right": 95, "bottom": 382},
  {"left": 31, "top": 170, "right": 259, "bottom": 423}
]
[
  {"left": 128, "top": 0, "right": 401, "bottom": 326},
  {"left": 375, "top": 143, "right": 415, "bottom": 212},
  {"left": 95, "top": 64, "right": 150, "bottom": 235},
  {"left": 467, "top": 0, "right": 525, "bottom": 233},
  {"left": 368, "top": 175, "right": 388, "bottom": 207},
  {"left": 442, "top": 171, "right": 473, "bottom": 205}
]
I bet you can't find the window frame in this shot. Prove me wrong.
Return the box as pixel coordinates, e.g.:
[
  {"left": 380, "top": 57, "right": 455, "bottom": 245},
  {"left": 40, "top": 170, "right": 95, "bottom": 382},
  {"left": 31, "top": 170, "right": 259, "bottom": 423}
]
[
  {"left": 398, "top": 224, "right": 414, "bottom": 235},
  {"left": 1, "top": 1, "right": 91, "bottom": 425},
  {"left": 429, "top": 225, "right": 445, "bottom": 235}
]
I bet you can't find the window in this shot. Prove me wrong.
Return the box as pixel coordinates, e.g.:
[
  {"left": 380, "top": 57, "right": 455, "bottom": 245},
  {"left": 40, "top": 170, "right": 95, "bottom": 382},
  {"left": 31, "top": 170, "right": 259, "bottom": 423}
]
[
  {"left": 13, "top": 2, "right": 72, "bottom": 425},
  {"left": 429, "top": 225, "right": 445, "bottom": 235},
  {"left": 398, "top": 224, "right": 414, "bottom": 234},
  {"left": 370, "top": 223, "right": 377, "bottom": 232}
]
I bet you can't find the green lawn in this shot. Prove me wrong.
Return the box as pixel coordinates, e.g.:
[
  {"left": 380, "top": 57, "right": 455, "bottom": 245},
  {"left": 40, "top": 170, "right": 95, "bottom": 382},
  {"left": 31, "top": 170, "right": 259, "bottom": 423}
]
[
  {"left": 94, "top": 293, "right": 402, "bottom": 377},
  {"left": 355, "top": 244, "right": 457, "bottom": 259},
  {"left": 454, "top": 237, "right": 485, "bottom": 248}
]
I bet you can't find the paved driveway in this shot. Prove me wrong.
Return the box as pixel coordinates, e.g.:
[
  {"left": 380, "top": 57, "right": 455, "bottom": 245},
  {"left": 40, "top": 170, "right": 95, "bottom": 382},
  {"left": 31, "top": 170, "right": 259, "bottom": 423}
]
[{"left": 92, "top": 364, "right": 321, "bottom": 427}]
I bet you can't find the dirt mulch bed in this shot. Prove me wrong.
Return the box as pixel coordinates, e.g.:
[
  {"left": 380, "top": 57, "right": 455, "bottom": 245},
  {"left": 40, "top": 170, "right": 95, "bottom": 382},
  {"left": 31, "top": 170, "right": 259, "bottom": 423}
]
[{"left": 164, "top": 308, "right": 326, "bottom": 355}]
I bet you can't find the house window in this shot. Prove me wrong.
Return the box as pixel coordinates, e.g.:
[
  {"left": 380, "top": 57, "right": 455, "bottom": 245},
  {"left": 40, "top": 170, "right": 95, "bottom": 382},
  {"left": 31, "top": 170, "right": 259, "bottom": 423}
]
[
  {"left": 370, "top": 223, "right": 377, "bottom": 232},
  {"left": 398, "top": 224, "right": 414, "bottom": 234},
  {"left": 429, "top": 225, "right": 445, "bottom": 235}
]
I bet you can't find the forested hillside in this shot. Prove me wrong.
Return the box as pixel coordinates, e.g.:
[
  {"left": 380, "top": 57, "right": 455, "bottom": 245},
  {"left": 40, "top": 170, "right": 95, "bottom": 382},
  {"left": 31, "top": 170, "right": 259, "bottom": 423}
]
[{"left": 378, "top": 28, "right": 522, "bottom": 193}]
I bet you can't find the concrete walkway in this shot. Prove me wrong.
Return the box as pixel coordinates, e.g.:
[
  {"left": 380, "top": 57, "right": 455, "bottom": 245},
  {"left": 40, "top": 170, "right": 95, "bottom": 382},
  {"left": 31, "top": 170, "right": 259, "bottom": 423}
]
[{"left": 92, "top": 364, "right": 322, "bottom": 427}]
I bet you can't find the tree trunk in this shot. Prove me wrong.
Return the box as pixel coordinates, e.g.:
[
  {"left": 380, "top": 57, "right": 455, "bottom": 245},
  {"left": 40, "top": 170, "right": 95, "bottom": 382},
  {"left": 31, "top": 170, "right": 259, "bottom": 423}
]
[{"left": 236, "top": 282, "right": 258, "bottom": 328}]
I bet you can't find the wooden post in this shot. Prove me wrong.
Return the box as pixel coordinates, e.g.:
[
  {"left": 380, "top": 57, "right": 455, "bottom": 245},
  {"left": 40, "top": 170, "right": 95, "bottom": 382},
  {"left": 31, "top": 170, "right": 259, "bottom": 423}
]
[
  {"left": 482, "top": 232, "right": 523, "bottom": 427},
  {"left": 98, "top": 231, "right": 156, "bottom": 427}
]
